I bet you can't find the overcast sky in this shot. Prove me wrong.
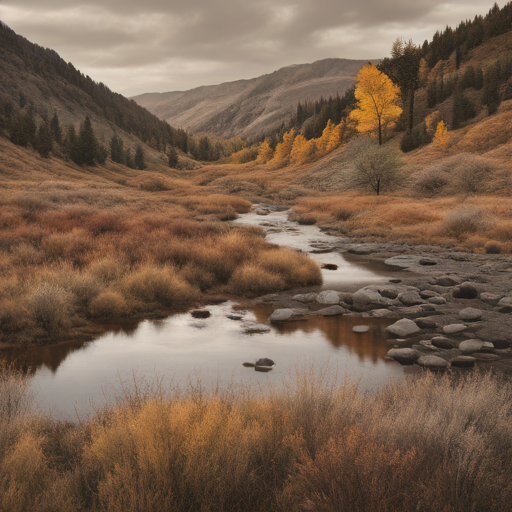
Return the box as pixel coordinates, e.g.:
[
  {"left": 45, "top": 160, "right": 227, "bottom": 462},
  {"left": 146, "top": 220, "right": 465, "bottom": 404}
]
[{"left": 0, "top": 1, "right": 501, "bottom": 96}]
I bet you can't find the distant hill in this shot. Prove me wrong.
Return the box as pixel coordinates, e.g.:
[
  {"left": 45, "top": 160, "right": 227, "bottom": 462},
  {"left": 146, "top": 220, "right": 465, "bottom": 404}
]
[{"left": 132, "top": 58, "right": 379, "bottom": 139}]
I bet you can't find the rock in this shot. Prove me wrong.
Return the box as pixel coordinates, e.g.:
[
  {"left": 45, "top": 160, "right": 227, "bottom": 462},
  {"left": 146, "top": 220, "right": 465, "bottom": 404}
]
[
  {"left": 338, "top": 292, "right": 353, "bottom": 305},
  {"left": 419, "top": 259, "right": 437, "bottom": 266},
  {"left": 418, "top": 340, "right": 437, "bottom": 350},
  {"left": 459, "top": 307, "right": 483, "bottom": 322},
  {"left": 255, "top": 209, "right": 269, "bottom": 216},
  {"left": 492, "top": 339, "right": 511, "bottom": 350},
  {"left": 292, "top": 293, "right": 317, "bottom": 303},
  {"left": 310, "top": 248, "right": 333, "bottom": 254},
  {"left": 269, "top": 309, "right": 294, "bottom": 322},
  {"left": 420, "top": 290, "right": 438, "bottom": 299},
  {"left": 316, "top": 290, "right": 340, "bottom": 305},
  {"left": 398, "top": 291, "right": 424, "bottom": 306},
  {"left": 417, "top": 355, "right": 449, "bottom": 368},
  {"left": 321, "top": 263, "right": 338, "bottom": 270},
  {"left": 255, "top": 366, "right": 274, "bottom": 372},
  {"left": 191, "top": 310, "right": 211, "bottom": 319},
  {"left": 453, "top": 284, "right": 479, "bottom": 299},
  {"left": 242, "top": 362, "right": 255, "bottom": 367},
  {"left": 371, "top": 309, "right": 396, "bottom": 319},
  {"left": 316, "top": 305, "right": 346, "bottom": 316},
  {"left": 386, "top": 318, "right": 421, "bottom": 338},
  {"left": 389, "top": 279, "right": 402, "bottom": 284},
  {"left": 352, "top": 288, "right": 389, "bottom": 309},
  {"left": 435, "top": 276, "right": 461, "bottom": 287},
  {"left": 227, "top": 315, "right": 243, "bottom": 320},
  {"left": 415, "top": 318, "right": 437, "bottom": 329},
  {"left": 451, "top": 356, "right": 477, "bottom": 368},
  {"left": 459, "top": 339, "right": 484, "bottom": 353},
  {"left": 497, "top": 296, "right": 512, "bottom": 313},
  {"left": 479, "top": 292, "right": 502, "bottom": 306},
  {"left": 387, "top": 348, "right": 421, "bottom": 365},
  {"left": 480, "top": 342, "right": 495, "bottom": 353},
  {"left": 443, "top": 324, "right": 467, "bottom": 334},
  {"left": 428, "top": 296, "right": 447, "bottom": 305},
  {"left": 431, "top": 336, "right": 456, "bottom": 349},
  {"left": 381, "top": 289, "right": 399, "bottom": 299},
  {"left": 348, "top": 246, "right": 372, "bottom": 255},
  {"left": 386, "top": 338, "right": 412, "bottom": 347},
  {"left": 353, "top": 325, "right": 370, "bottom": 333},
  {"left": 255, "top": 358, "right": 275, "bottom": 367},
  {"left": 474, "top": 353, "right": 499, "bottom": 361},
  {"left": 243, "top": 322, "right": 271, "bottom": 334}
]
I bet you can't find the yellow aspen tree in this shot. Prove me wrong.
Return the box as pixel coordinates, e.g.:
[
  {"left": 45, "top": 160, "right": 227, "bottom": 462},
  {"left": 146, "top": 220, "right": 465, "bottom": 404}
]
[
  {"left": 256, "top": 139, "right": 274, "bottom": 164},
  {"left": 315, "top": 120, "right": 334, "bottom": 157},
  {"left": 272, "top": 129, "right": 295, "bottom": 166},
  {"left": 326, "top": 120, "right": 344, "bottom": 153},
  {"left": 433, "top": 120, "right": 449, "bottom": 148},
  {"left": 425, "top": 111, "right": 441, "bottom": 136},
  {"left": 290, "top": 134, "right": 308, "bottom": 165},
  {"left": 349, "top": 63, "right": 402, "bottom": 145}
]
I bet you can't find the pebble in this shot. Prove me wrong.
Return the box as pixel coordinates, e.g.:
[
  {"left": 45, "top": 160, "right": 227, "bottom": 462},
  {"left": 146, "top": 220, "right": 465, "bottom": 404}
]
[
  {"left": 459, "top": 339, "right": 484, "bottom": 353},
  {"left": 386, "top": 318, "right": 421, "bottom": 337},
  {"left": 415, "top": 318, "right": 437, "bottom": 329},
  {"left": 428, "top": 296, "right": 447, "bottom": 305},
  {"left": 431, "top": 336, "right": 456, "bottom": 349},
  {"left": 479, "top": 292, "right": 502, "bottom": 307},
  {"left": 459, "top": 307, "right": 483, "bottom": 322},
  {"left": 417, "top": 355, "right": 449, "bottom": 368},
  {"left": 353, "top": 325, "right": 370, "bottom": 333},
  {"left": 387, "top": 348, "right": 421, "bottom": 365},
  {"left": 443, "top": 324, "right": 468, "bottom": 334},
  {"left": 453, "top": 284, "right": 479, "bottom": 299}
]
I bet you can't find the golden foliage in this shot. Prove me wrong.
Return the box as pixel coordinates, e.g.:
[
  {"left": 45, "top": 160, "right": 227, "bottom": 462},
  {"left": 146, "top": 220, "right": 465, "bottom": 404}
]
[
  {"left": 272, "top": 129, "right": 295, "bottom": 166},
  {"left": 349, "top": 63, "right": 402, "bottom": 144},
  {"left": 256, "top": 140, "right": 274, "bottom": 164},
  {"left": 433, "top": 120, "right": 449, "bottom": 148}
]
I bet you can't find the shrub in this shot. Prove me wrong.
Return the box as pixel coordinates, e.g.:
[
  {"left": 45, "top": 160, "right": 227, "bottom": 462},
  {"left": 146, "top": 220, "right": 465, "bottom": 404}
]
[
  {"left": 88, "top": 257, "right": 127, "bottom": 285},
  {"left": 0, "top": 299, "right": 31, "bottom": 333},
  {"left": 332, "top": 208, "right": 354, "bottom": 221},
  {"left": 121, "top": 265, "right": 199, "bottom": 308},
  {"left": 88, "top": 290, "right": 128, "bottom": 319},
  {"left": 484, "top": 240, "right": 504, "bottom": 254},
  {"left": 453, "top": 154, "right": 496, "bottom": 194},
  {"left": 412, "top": 165, "right": 450, "bottom": 196},
  {"left": 229, "top": 264, "right": 286, "bottom": 295},
  {"left": 29, "top": 282, "right": 73, "bottom": 334},
  {"left": 297, "top": 214, "right": 316, "bottom": 225},
  {"left": 443, "top": 207, "right": 492, "bottom": 237}
]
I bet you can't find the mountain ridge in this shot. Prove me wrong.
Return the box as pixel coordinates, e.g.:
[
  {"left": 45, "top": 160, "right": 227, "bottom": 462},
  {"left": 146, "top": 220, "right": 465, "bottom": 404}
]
[{"left": 132, "top": 57, "right": 380, "bottom": 139}]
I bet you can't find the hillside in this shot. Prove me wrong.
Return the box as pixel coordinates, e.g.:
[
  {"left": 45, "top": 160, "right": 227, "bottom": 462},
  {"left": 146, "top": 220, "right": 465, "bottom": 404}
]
[
  {"left": 132, "top": 58, "right": 379, "bottom": 139},
  {"left": 0, "top": 23, "right": 189, "bottom": 167}
]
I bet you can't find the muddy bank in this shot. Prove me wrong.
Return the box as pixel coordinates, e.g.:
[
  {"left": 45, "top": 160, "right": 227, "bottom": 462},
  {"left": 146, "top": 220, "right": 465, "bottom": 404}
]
[{"left": 247, "top": 205, "right": 512, "bottom": 373}]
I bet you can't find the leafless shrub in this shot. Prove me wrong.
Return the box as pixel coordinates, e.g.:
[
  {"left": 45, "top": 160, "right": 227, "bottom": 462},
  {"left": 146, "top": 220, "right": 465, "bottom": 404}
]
[
  {"left": 30, "top": 282, "right": 73, "bottom": 333},
  {"left": 443, "top": 207, "right": 494, "bottom": 237},
  {"left": 413, "top": 165, "right": 450, "bottom": 196}
]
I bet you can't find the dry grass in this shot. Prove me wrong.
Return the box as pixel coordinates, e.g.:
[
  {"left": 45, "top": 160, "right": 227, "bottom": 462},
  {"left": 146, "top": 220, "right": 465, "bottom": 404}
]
[{"left": 0, "top": 368, "right": 511, "bottom": 511}]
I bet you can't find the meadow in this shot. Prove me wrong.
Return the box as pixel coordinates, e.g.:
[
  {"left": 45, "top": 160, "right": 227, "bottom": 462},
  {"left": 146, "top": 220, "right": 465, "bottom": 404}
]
[{"left": 1, "top": 365, "right": 511, "bottom": 511}]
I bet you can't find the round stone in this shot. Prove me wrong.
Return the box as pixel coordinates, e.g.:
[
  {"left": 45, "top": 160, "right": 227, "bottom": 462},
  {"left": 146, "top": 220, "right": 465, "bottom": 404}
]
[
  {"left": 417, "top": 355, "right": 449, "bottom": 368},
  {"left": 458, "top": 339, "right": 484, "bottom": 353},
  {"left": 316, "top": 290, "right": 340, "bottom": 305},
  {"left": 459, "top": 308, "right": 483, "bottom": 322},
  {"left": 431, "top": 336, "right": 456, "bottom": 349},
  {"left": 386, "top": 318, "right": 421, "bottom": 337},
  {"left": 387, "top": 348, "right": 421, "bottom": 365},
  {"left": 353, "top": 325, "right": 370, "bottom": 333},
  {"left": 443, "top": 324, "right": 468, "bottom": 334}
]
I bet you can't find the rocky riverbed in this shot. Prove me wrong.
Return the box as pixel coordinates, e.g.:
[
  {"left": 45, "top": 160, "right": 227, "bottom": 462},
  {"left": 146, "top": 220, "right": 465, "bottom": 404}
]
[{"left": 249, "top": 210, "right": 512, "bottom": 373}]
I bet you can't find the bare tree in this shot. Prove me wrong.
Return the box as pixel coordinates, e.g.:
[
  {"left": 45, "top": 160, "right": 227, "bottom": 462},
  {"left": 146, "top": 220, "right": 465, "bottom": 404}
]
[{"left": 347, "top": 137, "right": 404, "bottom": 195}]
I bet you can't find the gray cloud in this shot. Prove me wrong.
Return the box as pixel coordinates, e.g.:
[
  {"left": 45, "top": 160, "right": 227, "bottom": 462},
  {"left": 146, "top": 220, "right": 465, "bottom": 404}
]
[{"left": 0, "top": 1, "right": 500, "bottom": 95}]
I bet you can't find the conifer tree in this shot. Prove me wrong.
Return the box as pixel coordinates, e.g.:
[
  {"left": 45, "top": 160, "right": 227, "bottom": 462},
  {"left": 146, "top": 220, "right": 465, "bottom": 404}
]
[
  {"left": 78, "top": 116, "right": 98, "bottom": 165},
  {"left": 125, "top": 148, "right": 134, "bottom": 169},
  {"left": 35, "top": 122, "right": 53, "bottom": 158},
  {"left": 134, "top": 145, "right": 146, "bottom": 170},
  {"left": 168, "top": 146, "right": 178, "bottom": 168},
  {"left": 64, "top": 124, "right": 80, "bottom": 164},
  {"left": 96, "top": 142, "right": 108, "bottom": 164},
  {"left": 452, "top": 89, "right": 477, "bottom": 128},
  {"left": 50, "top": 113, "right": 62, "bottom": 143},
  {"left": 110, "top": 133, "right": 124, "bottom": 163},
  {"left": 198, "top": 136, "right": 211, "bottom": 161}
]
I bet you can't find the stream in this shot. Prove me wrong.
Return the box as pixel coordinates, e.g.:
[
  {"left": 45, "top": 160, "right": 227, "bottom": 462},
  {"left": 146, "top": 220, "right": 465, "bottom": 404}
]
[{"left": 5, "top": 209, "right": 410, "bottom": 419}]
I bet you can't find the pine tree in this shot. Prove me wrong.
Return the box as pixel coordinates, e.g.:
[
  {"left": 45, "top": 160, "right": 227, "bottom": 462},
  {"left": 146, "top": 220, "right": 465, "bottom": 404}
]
[
  {"left": 198, "top": 136, "right": 211, "bottom": 161},
  {"left": 35, "top": 122, "right": 53, "bottom": 158},
  {"left": 50, "top": 113, "right": 62, "bottom": 143},
  {"left": 134, "top": 145, "right": 146, "bottom": 170},
  {"left": 110, "top": 134, "right": 124, "bottom": 163},
  {"left": 96, "top": 142, "right": 108, "bottom": 164},
  {"left": 64, "top": 124, "right": 80, "bottom": 164},
  {"left": 453, "top": 90, "right": 477, "bottom": 128},
  {"left": 125, "top": 148, "right": 134, "bottom": 169},
  {"left": 78, "top": 116, "right": 98, "bottom": 165},
  {"left": 168, "top": 146, "right": 179, "bottom": 168}
]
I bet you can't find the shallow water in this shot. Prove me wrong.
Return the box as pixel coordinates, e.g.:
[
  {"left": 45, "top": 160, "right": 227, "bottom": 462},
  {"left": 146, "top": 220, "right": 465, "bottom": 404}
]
[{"left": 4, "top": 209, "right": 409, "bottom": 419}]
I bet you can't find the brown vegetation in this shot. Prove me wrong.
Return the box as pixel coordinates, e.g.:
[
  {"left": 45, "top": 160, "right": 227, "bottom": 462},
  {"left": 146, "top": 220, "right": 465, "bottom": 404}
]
[{"left": 1, "top": 367, "right": 512, "bottom": 511}]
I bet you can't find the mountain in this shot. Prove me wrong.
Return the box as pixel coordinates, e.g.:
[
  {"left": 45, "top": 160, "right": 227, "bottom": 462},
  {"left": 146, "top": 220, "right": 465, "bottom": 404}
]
[
  {"left": 0, "top": 23, "right": 189, "bottom": 167},
  {"left": 132, "top": 58, "right": 379, "bottom": 139}
]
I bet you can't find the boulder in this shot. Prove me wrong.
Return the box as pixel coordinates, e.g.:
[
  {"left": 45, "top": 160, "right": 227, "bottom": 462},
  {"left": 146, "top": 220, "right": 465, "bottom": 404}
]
[
  {"left": 458, "top": 339, "right": 484, "bottom": 353},
  {"left": 417, "top": 355, "right": 449, "bottom": 368},
  {"left": 443, "top": 324, "right": 468, "bottom": 334},
  {"left": 316, "top": 305, "right": 346, "bottom": 316},
  {"left": 386, "top": 318, "right": 421, "bottom": 338},
  {"left": 415, "top": 318, "right": 437, "bottom": 329},
  {"left": 316, "top": 290, "right": 340, "bottom": 305},
  {"left": 497, "top": 296, "right": 512, "bottom": 313},
  {"left": 269, "top": 309, "right": 294, "bottom": 322},
  {"left": 435, "top": 276, "right": 461, "bottom": 287},
  {"left": 255, "top": 358, "right": 275, "bottom": 367},
  {"left": 387, "top": 348, "right": 421, "bottom": 365},
  {"left": 450, "top": 356, "right": 477, "bottom": 368},
  {"left": 381, "top": 289, "right": 399, "bottom": 299},
  {"left": 352, "top": 288, "right": 389, "bottom": 309},
  {"left": 428, "top": 296, "right": 447, "bottom": 305},
  {"left": 398, "top": 291, "right": 424, "bottom": 306},
  {"left": 479, "top": 292, "right": 502, "bottom": 307},
  {"left": 338, "top": 292, "right": 353, "bottom": 305},
  {"left": 459, "top": 307, "right": 483, "bottom": 322},
  {"left": 453, "top": 283, "right": 479, "bottom": 299},
  {"left": 431, "top": 336, "right": 456, "bottom": 349}
]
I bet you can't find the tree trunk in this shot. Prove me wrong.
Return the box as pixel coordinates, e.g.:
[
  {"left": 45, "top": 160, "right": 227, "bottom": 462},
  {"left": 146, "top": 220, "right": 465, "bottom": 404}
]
[
  {"left": 376, "top": 178, "right": 380, "bottom": 196},
  {"left": 378, "top": 118, "right": 382, "bottom": 145}
]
